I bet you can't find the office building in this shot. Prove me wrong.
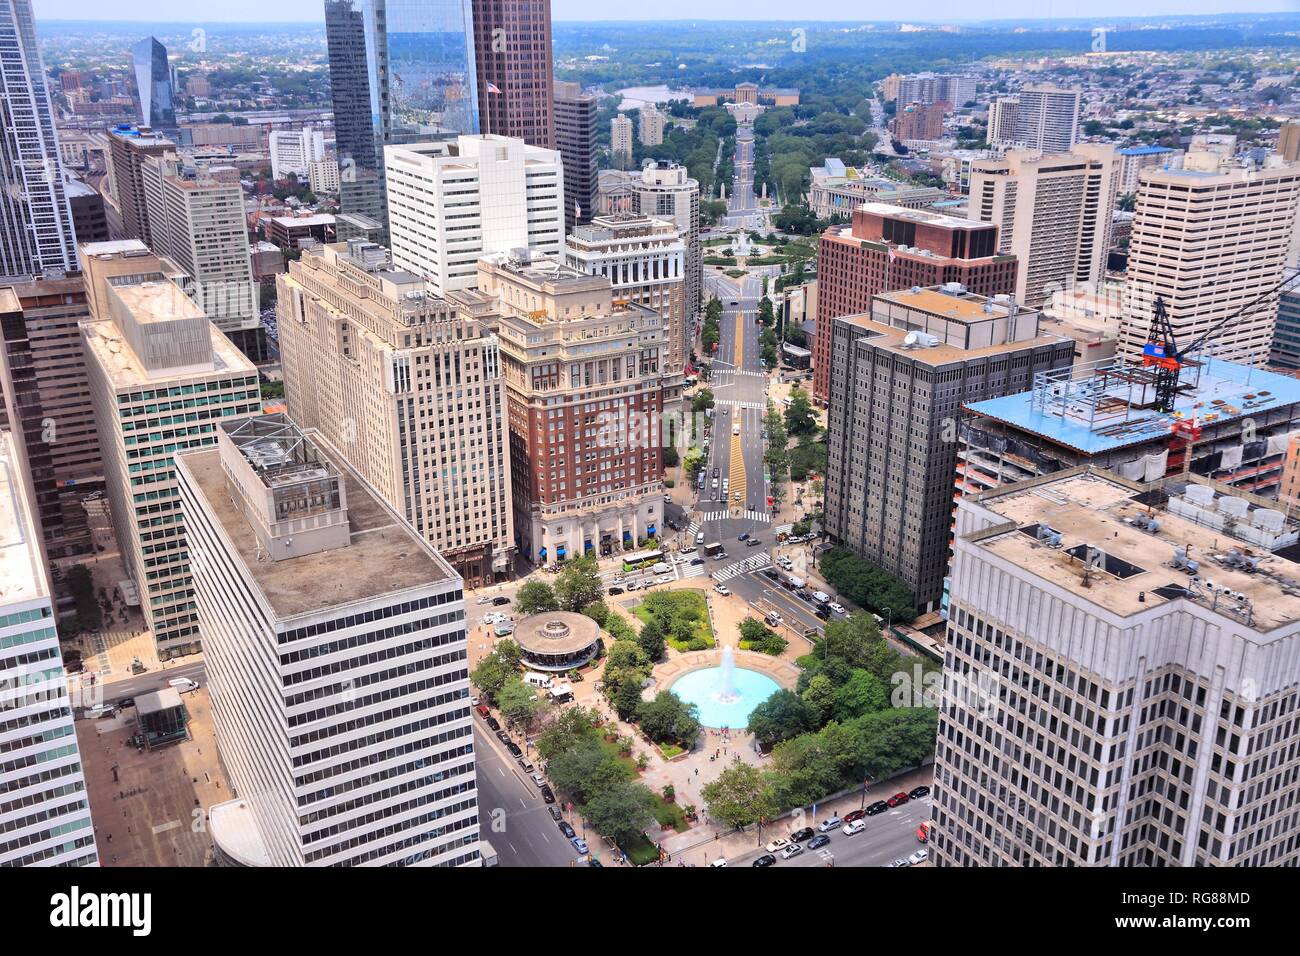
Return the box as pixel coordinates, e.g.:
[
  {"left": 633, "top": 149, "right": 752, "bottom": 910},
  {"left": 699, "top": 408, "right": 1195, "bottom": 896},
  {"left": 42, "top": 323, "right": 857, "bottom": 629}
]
[
  {"left": 276, "top": 240, "right": 514, "bottom": 587},
  {"left": 566, "top": 214, "right": 687, "bottom": 375},
  {"left": 141, "top": 154, "right": 263, "bottom": 361},
  {"left": 988, "top": 86, "right": 1081, "bottom": 153},
  {"left": 0, "top": 0, "right": 78, "bottom": 281},
  {"left": 554, "top": 81, "right": 598, "bottom": 233},
  {"left": 890, "top": 102, "right": 945, "bottom": 143},
  {"left": 825, "top": 285, "right": 1071, "bottom": 611},
  {"left": 639, "top": 106, "right": 666, "bottom": 147},
  {"left": 178, "top": 414, "right": 479, "bottom": 867},
  {"left": 472, "top": 0, "right": 553, "bottom": 148},
  {"left": 937, "top": 467, "right": 1300, "bottom": 866},
  {"left": 1119, "top": 158, "right": 1300, "bottom": 369},
  {"left": 1116, "top": 145, "right": 1184, "bottom": 195},
  {"left": 611, "top": 115, "right": 633, "bottom": 165},
  {"left": 478, "top": 252, "right": 665, "bottom": 564},
  {"left": 812, "top": 202, "right": 1018, "bottom": 403},
  {"left": 0, "top": 427, "right": 98, "bottom": 868},
  {"left": 630, "top": 161, "right": 701, "bottom": 359},
  {"left": 265, "top": 214, "right": 337, "bottom": 250},
  {"left": 308, "top": 159, "right": 341, "bottom": 194},
  {"left": 1279, "top": 122, "right": 1300, "bottom": 163},
  {"left": 108, "top": 126, "right": 174, "bottom": 246},
  {"left": 324, "top": 0, "right": 480, "bottom": 244},
  {"left": 65, "top": 180, "right": 109, "bottom": 245},
  {"left": 81, "top": 256, "right": 260, "bottom": 659},
  {"left": 0, "top": 273, "right": 104, "bottom": 557},
  {"left": 888, "top": 72, "right": 976, "bottom": 108},
  {"left": 385, "top": 135, "right": 564, "bottom": 296},
  {"left": 132, "top": 37, "right": 176, "bottom": 131},
  {"left": 968, "top": 145, "right": 1119, "bottom": 309},
  {"left": 269, "top": 126, "right": 326, "bottom": 181},
  {"left": 1271, "top": 269, "right": 1300, "bottom": 368}
]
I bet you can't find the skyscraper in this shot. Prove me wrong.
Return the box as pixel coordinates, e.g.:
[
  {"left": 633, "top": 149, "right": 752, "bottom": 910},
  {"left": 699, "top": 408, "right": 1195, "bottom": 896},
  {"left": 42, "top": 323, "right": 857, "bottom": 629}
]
[
  {"left": 108, "top": 126, "right": 174, "bottom": 246},
  {"left": 611, "top": 115, "right": 634, "bottom": 166},
  {"left": 132, "top": 37, "right": 176, "bottom": 131},
  {"left": 554, "top": 81, "right": 597, "bottom": 233},
  {"left": 988, "top": 86, "right": 1081, "bottom": 154},
  {"left": 324, "top": 0, "right": 480, "bottom": 243},
  {"left": 631, "top": 161, "right": 700, "bottom": 365},
  {"left": 472, "top": 0, "right": 554, "bottom": 148},
  {"left": 0, "top": 0, "right": 77, "bottom": 281}
]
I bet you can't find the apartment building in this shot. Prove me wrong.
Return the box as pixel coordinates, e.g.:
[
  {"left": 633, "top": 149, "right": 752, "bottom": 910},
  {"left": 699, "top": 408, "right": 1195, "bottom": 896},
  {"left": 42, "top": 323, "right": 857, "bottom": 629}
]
[
  {"left": 1117, "top": 145, "right": 1184, "bottom": 196},
  {"left": 812, "top": 202, "right": 1018, "bottom": 403},
  {"left": 825, "top": 285, "right": 1072, "bottom": 611},
  {"left": 107, "top": 126, "right": 174, "bottom": 246},
  {"left": 553, "top": 81, "right": 598, "bottom": 234},
  {"left": 478, "top": 251, "right": 665, "bottom": 565},
  {"left": 81, "top": 260, "right": 259, "bottom": 659},
  {"left": 276, "top": 240, "right": 514, "bottom": 587},
  {"left": 177, "top": 415, "right": 479, "bottom": 867},
  {"left": 887, "top": 72, "right": 976, "bottom": 108},
  {"left": 565, "top": 213, "right": 687, "bottom": 375},
  {"left": 890, "top": 102, "right": 945, "bottom": 143},
  {"left": 937, "top": 467, "right": 1300, "bottom": 866},
  {"left": 473, "top": 0, "right": 554, "bottom": 149},
  {"left": 611, "top": 115, "right": 634, "bottom": 165},
  {"left": 968, "top": 145, "right": 1119, "bottom": 309},
  {"left": 0, "top": 428, "right": 98, "bottom": 868},
  {"left": 269, "top": 126, "right": 326, "bottom": 180},
  {"left": 639, "top": 106, "right": 666, "bottom": 147},
  {"left": 1118, "top": 156, "right": 1300, "bottom": 369},
  {"left": 988, "top": 86, "right": 1081, "bottom": 153},
  {"left": 631, "top": 161, "right": 701, "bottom": 355},
  {"left": 308, "top": 159, "right": 341, "bottom": 195},
  {"left": 384, "top": 135, "right": 565, "bottom": 296}
]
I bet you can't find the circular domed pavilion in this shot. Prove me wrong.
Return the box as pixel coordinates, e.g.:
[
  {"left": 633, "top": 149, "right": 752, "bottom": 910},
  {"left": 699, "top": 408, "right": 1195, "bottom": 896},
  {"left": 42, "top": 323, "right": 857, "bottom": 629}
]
[{"left": 512, "top": 612, "right": 601, "bottom": 672}]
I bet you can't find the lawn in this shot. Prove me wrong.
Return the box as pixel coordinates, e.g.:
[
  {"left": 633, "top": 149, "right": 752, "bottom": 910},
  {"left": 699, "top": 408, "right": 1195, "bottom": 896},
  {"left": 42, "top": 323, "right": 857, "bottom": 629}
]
[
  {"left": 633, "top": 590, "right": 714, "bottom": 651},
  {"left": 620, "top": 832, "right": 661, "bottom": 866},
  {"left": 652, "top": 795, "right": 690, "bottom": 833},
  {"left": 595, "top": 732, "right": 641, "bottom": 778}
]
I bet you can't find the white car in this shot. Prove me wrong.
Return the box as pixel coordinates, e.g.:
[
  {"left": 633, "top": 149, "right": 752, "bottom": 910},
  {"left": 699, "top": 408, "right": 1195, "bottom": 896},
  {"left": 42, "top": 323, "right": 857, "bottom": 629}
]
[
  {"left": 828, "top": 603, "right": 846, "bottom": 615},
  {"left": 817, "top": 816, "right": 843, "bottom": 833},
  {"left": 531, "top": 773, "right": 546, "bottom": 788},
  {"left": 907, "top": 848, "right": 929, "bottom": 865},
  {"left": 764, "top": 837, "right": 789, "bottom": 854},
  {"left": 781, "top": 843, "right": 804, "bottom": 860},
  {"left": 841, "top": 819, "right": 867, "bottom": 836},
  {"left": 714, "top": 584, "right": 731, "bottom": 596},
  {"left": 709, "top": 858, "right": 728, "bottom": 867},
  {"left": 889, "top": 858, "right": 910, "bottom": 868}
]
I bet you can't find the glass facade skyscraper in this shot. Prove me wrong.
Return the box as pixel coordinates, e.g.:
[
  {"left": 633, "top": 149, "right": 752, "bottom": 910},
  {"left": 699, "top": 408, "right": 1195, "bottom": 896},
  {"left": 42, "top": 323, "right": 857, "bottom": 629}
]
[
  {"left": 324, "top": 0, "right": 480, "bottom": 243},
  {"left": 132, "top": 36, "right": 177, "bottom": 130}
]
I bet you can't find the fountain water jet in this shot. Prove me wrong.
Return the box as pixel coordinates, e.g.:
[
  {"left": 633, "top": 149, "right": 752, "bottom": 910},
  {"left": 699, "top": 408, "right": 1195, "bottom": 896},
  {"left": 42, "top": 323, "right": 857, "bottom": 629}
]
[{"left": 716, "top": 646, "right": 739, "bottom": 703}]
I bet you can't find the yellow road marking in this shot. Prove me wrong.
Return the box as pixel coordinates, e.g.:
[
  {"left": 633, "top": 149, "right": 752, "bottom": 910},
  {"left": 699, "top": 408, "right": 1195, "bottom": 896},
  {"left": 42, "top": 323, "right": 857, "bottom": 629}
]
[{"left": 734, "top": 311, "right": 745, "bottom": 368}]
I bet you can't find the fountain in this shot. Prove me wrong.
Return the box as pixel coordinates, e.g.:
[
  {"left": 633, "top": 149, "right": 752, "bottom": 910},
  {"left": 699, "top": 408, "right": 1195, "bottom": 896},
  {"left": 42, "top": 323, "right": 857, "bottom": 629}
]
[
  {"left": 671, "top": 647, "right": 781, "bottom": 728},
  {"left": 732, "top": 230, "right": 752, "bottom": 258},
  {"left": 717, "top": 646, "right": 739, "bottom": 703}
]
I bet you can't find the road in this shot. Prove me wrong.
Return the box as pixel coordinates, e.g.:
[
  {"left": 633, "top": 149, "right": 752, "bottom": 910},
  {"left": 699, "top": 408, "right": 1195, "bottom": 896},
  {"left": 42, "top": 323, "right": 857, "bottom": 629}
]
[{"left": 724, "top": 123, "right": 762, "bottom": 230}]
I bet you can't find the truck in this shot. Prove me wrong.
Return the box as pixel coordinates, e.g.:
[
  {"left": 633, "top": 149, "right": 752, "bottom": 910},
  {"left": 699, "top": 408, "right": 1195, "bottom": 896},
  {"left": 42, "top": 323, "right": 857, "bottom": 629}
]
[
  {"left": 480, "top": 839, "right": 499, "bottom": 867},
  {"left": 703, "top": 541, "right": 725, "bottom": 558},
  {"left": 651, "top": 562, "right": 671, "bottom": 575},
  {"left": 811, "top": 590, "right": 831, "bottom": 605},
  {"left": 783, "top": 573, "right": 805, "bottom": 590}
]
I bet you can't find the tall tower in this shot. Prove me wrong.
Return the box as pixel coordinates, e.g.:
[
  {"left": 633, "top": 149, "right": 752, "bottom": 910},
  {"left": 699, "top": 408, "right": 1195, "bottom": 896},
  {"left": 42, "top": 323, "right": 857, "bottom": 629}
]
[
  {"left": 554, "top": 80, "right": 597, "bottom": 233},
  {"left": 472, "top": 0, "right": 554, "bottom": 148},
  {"left": 132, "top": 36, "right": 177, "bottom": 130},
  {"left": 0, "top": 0, "right": 77, "bottom": 281}
]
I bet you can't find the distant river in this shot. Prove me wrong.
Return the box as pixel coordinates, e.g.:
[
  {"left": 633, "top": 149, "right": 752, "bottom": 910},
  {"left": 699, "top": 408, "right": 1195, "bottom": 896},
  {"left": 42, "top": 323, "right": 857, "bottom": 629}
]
[{"left": 615, "top": 85, "right": 689, "bottom": 109}]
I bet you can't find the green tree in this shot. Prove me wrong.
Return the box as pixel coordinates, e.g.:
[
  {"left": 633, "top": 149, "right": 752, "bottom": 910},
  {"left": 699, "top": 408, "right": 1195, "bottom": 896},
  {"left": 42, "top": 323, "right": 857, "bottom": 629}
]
[
  {"left": 701, "top": 762, "right": 779, "bottom": 830},
  {"left": 585, "top": 781, "right": 657, "bottom": 846},
  {"left": 635, "top": 691, "right": 700, "bottom": 746},
  {"left": 548, "top": 737, "right": 631, "bottom": 804},
  {"left": 516, "top": 580, "right": 559, "bottom": 615},
  {"left": 747, "top": 689, "right": 814, "bottom": 748},
  {"left": 537, "top": 705, "right": 600, "bottom": 759},
  {"left": 555, "top": 555, "right": 603, "bottom": 611},
  {"left": 832, "top": 669, "right": 889, "bottom": 722},
  {"left": 784, "top": 389, "right": 817, "bottom": 436},
  {"left": 636, "top": 617, "right": 667, "bottom": 661},
  {"left": 613, "top": 680, "right": 644, "bottom": 721},
  {"left": 801, "top": 673, "right": 836, "bottom": 726},
  {"left": 498, "top": 678, "right": 543, "bottom": 726},
  {"left": 582, "top": 599, "right": 610, "bottom": 629},
  {"left": 471, "top": 651, "right": 514, "bottom": 701}
]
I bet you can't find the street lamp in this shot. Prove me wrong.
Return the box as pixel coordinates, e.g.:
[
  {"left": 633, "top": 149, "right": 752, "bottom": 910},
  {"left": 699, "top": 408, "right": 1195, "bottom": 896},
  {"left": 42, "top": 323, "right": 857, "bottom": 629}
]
[{"left": 882, "top": 607, "right": 893, "bottom": 633}]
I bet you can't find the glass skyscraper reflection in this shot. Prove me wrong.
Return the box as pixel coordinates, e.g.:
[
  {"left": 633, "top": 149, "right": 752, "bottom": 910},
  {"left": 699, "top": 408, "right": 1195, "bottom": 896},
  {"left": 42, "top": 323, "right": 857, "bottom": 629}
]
[
  {"left": 132, "top": 36, "right": 176, "bottom": 130},
  {"left": 324, "top": 0, "right": 480, "bottom": 243}
]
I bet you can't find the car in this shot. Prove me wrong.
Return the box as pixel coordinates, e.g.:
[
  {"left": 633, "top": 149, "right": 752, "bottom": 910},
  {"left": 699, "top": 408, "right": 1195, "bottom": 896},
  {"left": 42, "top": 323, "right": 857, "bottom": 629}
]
[
  {"left": 518, "top": 758, "right": 534, "bottom": 773},
  {"left": 781, "top": 843, "right": 803, "bottom": 860},
  {"left": 114, "top": 697, "right": 135, "bottom": 710},
  {"left": 817, "top": 815, "right": 843, "bottom": 832},
  {"left": 865, "top": 801, "right": 889, "bottom": 816},
  {"left": 549, "top": 805, "right": 563, "bottom": 822},
  {"left": 587, "top": 858, "right": 604, "bottom": 868},
  {"left": 843, "top": 809, "right": 866, "bottom": 823},
  {"left": 828, "top": 603, "right": 846, "bottom": 615},
  {"left": 909, "top": 786, "right": 931, "bottom": 800},
  {"left": 83, "top": 704, "right": 117, "bottom": 720},
  {"left": 814, "top": 605, "right": 831, "bottom": 620},
  {"left": 763, "top": 569, "right": 780, "bottom": 581},
  {"left": 709, "top": 858, "right": 728, "bottom": 868},
  {"left": 492, "top": 596, "right": 510, "bottom": 606},
  {"left": 625, "top": 580, "right": 640, "bottom": 592},
  {"left": 168, "top": 677, "right": 200, "bottom": 694},
  {"left": 764, "top": 838, "right": 789, "bottom": 854},
  {"left": 559, "top": 821, "right": 576, "bottom": 839},
  {"left": 738, "top": 532, "right": 749, "bottom": 542},
  {"left": 506, "top": 742, "right": 523, "bottom": 757},
  {"left": 608, "top": 586, "right": 624, "bottom": 596},
  {"left": 485, "top": 716, "right": 500, "bottom": 731},
  {"left": 712, "top": 467, "right": 720, "bottom": 478},
  {"left": 477, "top": 595, "right": 493, "bottom": 605},
  {"left": 887, "top": 792, "right": 910, "bottom": 808},
  {"left": 746, "top": 538, "right": 763, "bottom": 547},
  {"left": 496, "top": 730, "right": 511, "bottom": 744},
  {"left": 571, "top": 837, "right": 589, "bottom": 854},
  {"left": 752, "top": 854, "right": 777, "bottom": 867},
  {"left": 889, "top": 858, "right": 910, "bottom": 868},
  {"left": 790, "top": 827, "right": 814, "bottom": 842},
  {"left": 681, "top": 546, "right": 697, "bottom": 555},
  {"left": 842, "top": 819, "right": 867, "bottom": 836},
  {"left": 807, "top": 834, "right": 831, "bottom": 850},
  {"left": 690, "top": 558, "right": 704, "bottom": 566},
  {"left": 714, "top": 584, "right": 731, "bottom": 596},
  {"left": 908, "top": 849, "right": 929, "bottom": 865},
  {"left": 541, "top": 786, "right": 555, "bottom": 804},
  {"left": 531, "top": 772, "right": 547, "bottom": 788}
]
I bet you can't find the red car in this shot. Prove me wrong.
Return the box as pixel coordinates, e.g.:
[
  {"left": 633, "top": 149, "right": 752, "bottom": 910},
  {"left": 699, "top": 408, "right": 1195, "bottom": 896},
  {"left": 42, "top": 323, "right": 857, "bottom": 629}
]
[
  {"left": 887, "top": 792, "right": 910, "bottom": 808},
  {"left": 475, "top": 704, "right": 490, "bottom": 718},
  {"left": 843, "top": 809, "right": 867, "bottom": 823}
]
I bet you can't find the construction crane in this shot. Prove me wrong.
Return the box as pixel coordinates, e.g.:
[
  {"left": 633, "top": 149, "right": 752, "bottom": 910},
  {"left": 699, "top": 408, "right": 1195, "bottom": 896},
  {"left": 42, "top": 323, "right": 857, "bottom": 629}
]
[{"left": 1142, "top": 269, "right": 1300, "bottom": 413}]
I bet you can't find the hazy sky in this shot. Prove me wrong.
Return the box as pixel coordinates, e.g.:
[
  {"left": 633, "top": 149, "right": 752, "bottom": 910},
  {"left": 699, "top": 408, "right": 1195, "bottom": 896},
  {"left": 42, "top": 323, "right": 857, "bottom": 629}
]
[{"left": 28, "top": 0, "right": 1300, "bottom": 25}]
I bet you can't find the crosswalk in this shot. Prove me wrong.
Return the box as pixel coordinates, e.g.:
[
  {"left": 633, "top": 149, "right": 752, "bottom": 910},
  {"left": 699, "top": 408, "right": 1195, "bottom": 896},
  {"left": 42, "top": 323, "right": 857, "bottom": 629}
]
[
  {"left": 680, "top": 561, "right": 708, "bottom": 579},
  {"left": 699, "top": 509, "right": 771, "bottom": 524},
  {"left": 711, "top": 552, "right": 772, "bottom": 582},
  {"left": 716, "top": 399, "right": 765, "bottom": 410},
  {"left": 685, "top": 521, "right": 701, "bottom": 539},
  {"left": 712, "top": 369, "right": 766, "bottom": 380}
]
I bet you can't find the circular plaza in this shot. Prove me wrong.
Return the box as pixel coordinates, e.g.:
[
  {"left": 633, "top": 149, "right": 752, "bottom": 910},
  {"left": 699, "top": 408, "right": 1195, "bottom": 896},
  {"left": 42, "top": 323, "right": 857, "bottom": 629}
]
[{"left": 513, "top": 612, "right": 602, "bottom": 672}]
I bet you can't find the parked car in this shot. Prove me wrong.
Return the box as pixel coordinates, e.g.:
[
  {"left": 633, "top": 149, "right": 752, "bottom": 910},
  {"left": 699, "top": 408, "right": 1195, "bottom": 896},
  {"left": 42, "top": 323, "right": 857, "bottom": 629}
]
[
  {"left": 909, "top": 786, "right": 931, "bottom": 800},
  {"left": 889, "top": 858, "right": 910, "bottom": 868},
  {"left": 790, "top": 827, "right": 814, "bottom": 842},
  {"left": 477, "top": 595, "right": 493, "bottom": 605},
  {"left": 842, "top": 819, "right": 867, "bottom": 836},
  {"left": 828, "top": 602, "right": 846, "bottom": 615},
  {"left": 475, "top": 703, "right": 491, "bottom": 718},
  {"left": 752, "top": 854, "right": 777, "bottom": 867},
  {"left": 709, "top": 858, "right": 728, "bottom": 868},
  {"left": 887, "top": 792, "right": 910, "bottom": 808},
  {"left": 908, "top": 849, "right": 929, "bottom": 865},
  {"left": 549, "top": 805, "right": 563, "bottom": 822},
  {"left": 814, "top": 605, "right": 831, "bottom": 620},
  {"left": 492, "top": 596, "right": 510, "bottom": 606},
  {"left": 817, "top": 815, "right": 843, "bottom": 832},
  {"left": 865, "top": 801, "right": 889, "bottom": 816},
  {"left": 531, "top": 772, "right": 547, "bottom": 788},
  {"left": 781, "top": 843, "right": 804, "bottom": 860},
  {"left": 495, "top": 730, "right": 511, "bottom": 745},
  {"left": 571, "top": 837, "right": 589, "bottom": 854},
  {"left": 764, "top": 837, "right": 789, "bottom": 854},
  {"left": 807, "top": 834, "right": 831, "bottom": 850},
  {"left": 587, "top": 858, "right": 603, "bottom": 868},
  {"left": 559, "top": 821, "right": 576, "bottom": 839},
  {"left": 843, "top": 809, "right": 866, "bottom": 823},
  {"left": 541, "top": 786, "right": 555, "bottom": 804},
  {"left": 485, "top": 716, "right": 500, "bottom": 732},
  {"left": 714, "top": 584, "right": 731, "bottom": 596},
  {"left": 608, "top": 586, "right": 624, "bottom": 596},
  {"left": 506, "top": 742, "right": 523, "bottom": 757}
]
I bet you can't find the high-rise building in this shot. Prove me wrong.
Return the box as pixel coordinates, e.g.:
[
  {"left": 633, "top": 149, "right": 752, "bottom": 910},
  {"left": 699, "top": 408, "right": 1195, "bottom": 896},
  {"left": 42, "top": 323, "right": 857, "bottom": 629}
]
[
  {"left": 0, "top": 426, "right": 98, "bottom": 868},
  {"left": 631, "top": 161, "right": 701, "bottom": 361},
  {"left": 968, "top": 145, "right": 1119, "bottom": 309},
  {"left": 131, "top": 37, "right": 176, "bottom": 131},
  {"left": 890, "top": 102, "right": 945, "bottom": 143},
  {"left": 1116, "top": 145, "right": 1184, "bottom": 195},
  {"left": 890, "top": 72, "right": 976, "bottom": 108},
  {"left": 140, "top": 155, "right": 263, "bottom": 361},
  {"left": 276, "top": 239, "right": 514, "bottom": 587},
  {"left": 639, "top": 106, "right": 666, "bottom": 147},
  {"left": 1279, "top": 121, "right": 1300, "bottom": 163},
  {"left": 177, "top": 414, "right": 480, "bottom": 867},
  {"left": 81, "top": 252, "right": 260, "bottom": 659},
  {"left": 472, "top": 0, "right": 553, "bottom": 148},
  {"left": 1271, "top": 269, "right": 1300, "bottom": 368},
  {"left": 308, "top": 159, "right": 342, "bottom": 194},
  {"left": 478, "top": 251, "right": 666, "bottom": 564},
  {"left": 611, "top": 115, "right": 634, "bottom": 165},
  {"left": 385, "top": 135, "right": 564, "bottom": 296},
  {"left": 812, "top": 203, "right": 1018, "bottom": 404},
  {"left": 269, "top": 126, "right": 326, "bottom": 181},
  {"left": 0, "top": 0, "right": 78, "bottom": 282},
  {"left": 988, "top": 86, "right": 1080, "bottom": 153},
  {"left": 1118, "top": 157, "right": 1300, "bottom": 369},
  {"left": 65, "top": 180, "right": 109, "bottom": 245},
  {"left": 825, "top": 285, "right": 1072, "bottom": 611},
  {"left": 554, "top": 81, "right": 598, "bottom": 233},
  {"left": 107, "top": 126, "right": 174, "bottom": 246},
  {"left": 938, "top": 467, "right": 1300, "bottom": 866},
  {"left": 324, "top": 0, "right": 481, "bottom": 244},
  {"left": 0, "top": 272, "right": 105, "bottom": 557}
]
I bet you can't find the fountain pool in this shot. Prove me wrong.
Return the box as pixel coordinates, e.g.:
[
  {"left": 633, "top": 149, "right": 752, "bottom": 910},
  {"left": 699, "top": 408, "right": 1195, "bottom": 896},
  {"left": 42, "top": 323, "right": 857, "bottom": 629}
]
[{"left": 671, "top": 649, "right": 781, "bottom": 729}]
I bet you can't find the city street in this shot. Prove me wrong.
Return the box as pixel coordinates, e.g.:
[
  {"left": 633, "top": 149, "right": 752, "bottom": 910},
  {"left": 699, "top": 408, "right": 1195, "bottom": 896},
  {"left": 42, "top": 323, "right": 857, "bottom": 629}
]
[{"left": 723, "top": 123, "right": 762, "bottom": 230}]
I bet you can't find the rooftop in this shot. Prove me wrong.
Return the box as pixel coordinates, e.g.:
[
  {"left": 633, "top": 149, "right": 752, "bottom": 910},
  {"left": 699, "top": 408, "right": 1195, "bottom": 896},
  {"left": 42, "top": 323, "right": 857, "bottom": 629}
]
[
  {"left": 82, "top": 313, "right": 254, "bottom": 388},
  {"left": 0, "top": 431, "right": 45, "bottom": 607},
  {"left": 513, "top": 612, "right": 601, "bottom": 656},
  {"left": 179, "top": 440, "right": 455, "bottom": 620},
  {"left": 969, "top": 470, "right": 1300, "bottom": 632}
]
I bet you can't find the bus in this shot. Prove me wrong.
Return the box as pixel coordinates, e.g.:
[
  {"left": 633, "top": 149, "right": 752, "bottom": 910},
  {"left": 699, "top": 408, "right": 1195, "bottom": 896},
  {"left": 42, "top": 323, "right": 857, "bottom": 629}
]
[
  {"left": 703, "top": 541, "right": 725, "bottom": 558},
  {"left": 622, "top": 549, "right": 664, "bottom": 573}
]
